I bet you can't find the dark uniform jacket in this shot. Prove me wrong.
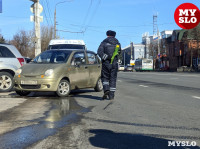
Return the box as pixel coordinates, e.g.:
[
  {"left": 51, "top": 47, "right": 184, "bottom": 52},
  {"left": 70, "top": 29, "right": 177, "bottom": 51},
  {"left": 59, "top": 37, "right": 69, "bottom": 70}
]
[{"left": 97, "top": 37, "right": 121, "bottom": 63}]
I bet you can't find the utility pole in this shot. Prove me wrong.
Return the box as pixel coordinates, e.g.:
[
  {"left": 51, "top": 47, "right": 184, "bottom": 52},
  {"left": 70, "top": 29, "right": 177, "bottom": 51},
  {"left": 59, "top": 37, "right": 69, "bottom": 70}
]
[
  {"left": 30, "top": 0, "right": 43, "bottom": 57},
  {"left": 34, "top": 0, "right": 41, "bottom": 56},
  {"left": 130, "top": 42, "right": 133, "bottom": 60},
  {"left": 153, "top": 14, "right": 157, "bottom": 36},
  {"left": 54, "top": 1, "right": 73, "bottom": 39},
  {"left": 54, "top": 8, "right": 57, "bottom": 39},
  {"left": 124, "top": 50, "right": 126, "bottom": 68},
  {"left": 153, "top": 13, "right": 158, "bottom": 70}
]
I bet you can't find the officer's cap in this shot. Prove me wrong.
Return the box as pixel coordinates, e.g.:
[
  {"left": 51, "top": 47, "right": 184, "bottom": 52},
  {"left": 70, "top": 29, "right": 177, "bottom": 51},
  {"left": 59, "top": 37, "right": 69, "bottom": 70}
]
[{"left": 106, "top": 30, "right": 116, "bottom": 37}]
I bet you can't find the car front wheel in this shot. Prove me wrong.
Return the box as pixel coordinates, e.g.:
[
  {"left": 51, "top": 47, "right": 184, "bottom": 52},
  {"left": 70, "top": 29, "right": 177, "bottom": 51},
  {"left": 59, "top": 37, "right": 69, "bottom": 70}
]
[
  {"left": 15, "top": 90, "right": 31, "bottom": 96},
  {"left": 0, "top": 72, "right": 14, "bottom": 92},
  {"left": 56, "top": 79, "right": 71, "bottom": 97},
  {"left": 94, "top": 78, "right": 103, "bottom": 92}
]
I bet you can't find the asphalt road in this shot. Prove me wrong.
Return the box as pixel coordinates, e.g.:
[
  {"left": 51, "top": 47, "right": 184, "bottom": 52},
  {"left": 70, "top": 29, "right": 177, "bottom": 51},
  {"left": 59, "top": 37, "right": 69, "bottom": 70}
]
[{"left": 0, "top": 72, "right": 200, "bottom": 149}]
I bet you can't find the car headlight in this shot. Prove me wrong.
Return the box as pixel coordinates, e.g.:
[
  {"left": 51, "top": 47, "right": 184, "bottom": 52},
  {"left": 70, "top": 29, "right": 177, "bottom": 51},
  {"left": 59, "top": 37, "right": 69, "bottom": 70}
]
[
  {"left": 45, "top": 69, "right": 54, "bottom": 76},
  {"left": 16, "top": 69, "right": 22, "bottom": 75}
]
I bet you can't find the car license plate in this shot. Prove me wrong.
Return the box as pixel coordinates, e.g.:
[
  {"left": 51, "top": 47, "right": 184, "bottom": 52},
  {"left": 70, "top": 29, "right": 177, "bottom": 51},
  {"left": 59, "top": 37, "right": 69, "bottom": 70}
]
[{"left": 21, "top": 80, "right": 37, "bottom": 85}]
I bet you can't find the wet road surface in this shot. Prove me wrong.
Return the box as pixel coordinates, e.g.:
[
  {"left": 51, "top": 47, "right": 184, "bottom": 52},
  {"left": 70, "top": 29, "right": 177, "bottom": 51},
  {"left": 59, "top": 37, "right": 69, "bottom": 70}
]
[
  {"left": 0, "top": 92, "right": 90, "bottom": 148},
  {"left": 1, "top": 72, "right": 200, "bottom": 149}
]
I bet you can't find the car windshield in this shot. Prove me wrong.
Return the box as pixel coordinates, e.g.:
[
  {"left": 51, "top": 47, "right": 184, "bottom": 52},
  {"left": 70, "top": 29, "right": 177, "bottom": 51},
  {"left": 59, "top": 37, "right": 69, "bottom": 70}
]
[
  {"left": 48, "top": 44, "right": 85, "bottom": 50},
  {"left": 32, "top": 50, "right": 71, "bottom": 63}
]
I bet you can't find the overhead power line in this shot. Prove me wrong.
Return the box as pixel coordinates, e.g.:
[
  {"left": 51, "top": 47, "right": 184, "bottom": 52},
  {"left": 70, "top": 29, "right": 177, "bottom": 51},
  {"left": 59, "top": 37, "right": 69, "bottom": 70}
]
[
  {"left": 70, "top": 22, "right": 175, "bottom": 29},
  {"left": 79, "top": 0, "right": 101, "bottom": 33},
  {"left": 0, "top": 16, "right": 28, "bottom": 18},
  {"left": 44, "top": 0, "right": 53, "bottom": 26},
  {"left": 85, "top": 0, "right": 101, "bottom": 28},
  {"left": 40, "top": 0, "right": 50, "bottom": 26},
  {"left": 57, "top": 29, "right": 84, "bottom": 34},
  {"left": 79, "top": 0, "right": 93, "bottom": 31}
]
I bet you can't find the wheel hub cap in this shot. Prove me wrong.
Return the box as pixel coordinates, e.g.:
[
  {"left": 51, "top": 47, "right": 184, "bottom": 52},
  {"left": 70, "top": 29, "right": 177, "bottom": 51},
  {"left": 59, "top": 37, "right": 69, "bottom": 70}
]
[{"left": 0, "top": 75, "right": 12, "bottom": 90}]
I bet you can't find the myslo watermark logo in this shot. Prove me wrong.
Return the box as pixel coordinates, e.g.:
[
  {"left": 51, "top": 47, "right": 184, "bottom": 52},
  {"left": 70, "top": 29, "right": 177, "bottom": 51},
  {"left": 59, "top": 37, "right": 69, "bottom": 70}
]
[
  {"left": 168, "top": 141, "right": 197, "bottom": 147},
  {"left": 174, "top": 3, "right": 200, "bottom": 29}
]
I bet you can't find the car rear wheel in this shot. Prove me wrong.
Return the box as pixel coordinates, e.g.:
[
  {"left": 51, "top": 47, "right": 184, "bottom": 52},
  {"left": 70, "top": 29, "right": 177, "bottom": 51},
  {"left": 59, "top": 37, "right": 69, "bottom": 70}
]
[
  {"left": 0, "top": 72, "right": 14, "bottom": 92},
  {"left": 56, "top": 79, "right": 71, "bottom": 97},
  {"left": 15, "top": 90, "right": 31, "bottom": 96},
  {"left": 94, "top": 78, "right": 103, "bottom": 92}
]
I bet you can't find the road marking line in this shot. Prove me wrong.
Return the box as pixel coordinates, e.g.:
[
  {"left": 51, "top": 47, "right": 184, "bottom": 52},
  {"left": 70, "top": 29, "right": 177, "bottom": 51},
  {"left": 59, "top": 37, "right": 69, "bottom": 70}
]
[
  {"left": 170, "top": 78, "right": 179, "bottom": 80},
  {"left": 139, "top": 85, "right": 148, "bottom": 88},
  {"left": 192, "top": 96, "right": 200, "bottom": 99}
]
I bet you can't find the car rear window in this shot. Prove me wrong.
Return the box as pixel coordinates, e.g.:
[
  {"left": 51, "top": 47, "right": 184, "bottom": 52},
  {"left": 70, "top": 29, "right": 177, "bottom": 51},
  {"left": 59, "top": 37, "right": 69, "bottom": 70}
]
[{"left": 0, "top": 46, "right": 15, "bottom": 58}]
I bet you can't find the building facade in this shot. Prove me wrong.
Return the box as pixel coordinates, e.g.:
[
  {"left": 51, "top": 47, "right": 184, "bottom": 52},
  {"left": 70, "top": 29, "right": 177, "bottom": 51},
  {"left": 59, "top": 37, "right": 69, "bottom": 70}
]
[{"left": 122, "top": 43, "right": 145, "bottom": 65}]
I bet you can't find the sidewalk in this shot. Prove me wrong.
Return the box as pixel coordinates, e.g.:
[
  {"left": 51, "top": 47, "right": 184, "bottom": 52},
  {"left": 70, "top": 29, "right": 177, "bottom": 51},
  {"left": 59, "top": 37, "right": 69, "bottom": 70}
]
[{"left": 0, "top": 91, "right": 27, "bottom": 112}]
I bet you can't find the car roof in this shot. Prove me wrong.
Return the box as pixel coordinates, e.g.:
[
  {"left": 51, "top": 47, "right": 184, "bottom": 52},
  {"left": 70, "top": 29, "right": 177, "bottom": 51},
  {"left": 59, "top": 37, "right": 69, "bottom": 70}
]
[
  {"left": 47, "top": 49, "right": 96, "bottom": 54},
  {"left": 49, "top": 39, "right": 85, "bottom": 45}
]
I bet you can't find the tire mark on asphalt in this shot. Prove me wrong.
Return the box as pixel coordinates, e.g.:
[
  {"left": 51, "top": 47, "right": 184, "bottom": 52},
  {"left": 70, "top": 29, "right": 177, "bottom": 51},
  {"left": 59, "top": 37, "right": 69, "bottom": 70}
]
[{"left": 84, "top": 117, "right": 200, "bottom": 132}]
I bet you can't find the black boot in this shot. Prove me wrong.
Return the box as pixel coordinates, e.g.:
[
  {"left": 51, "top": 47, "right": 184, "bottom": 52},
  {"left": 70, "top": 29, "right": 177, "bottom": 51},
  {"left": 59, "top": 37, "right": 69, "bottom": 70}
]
[
  {"left": 109, "top": 91, "right": 115, "bottom": 100},
  {"left": 102, "top": 90, "right": 109, "bottom": 100}
]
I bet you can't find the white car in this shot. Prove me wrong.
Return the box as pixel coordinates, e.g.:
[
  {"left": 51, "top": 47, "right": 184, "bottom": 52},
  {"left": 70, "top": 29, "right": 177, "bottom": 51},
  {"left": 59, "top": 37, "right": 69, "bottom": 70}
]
[
  {"left": 118, "top": 65, "right": 125, "bottom": 71},
  {"left": 0, "top": 43, "right": 25, "bottom": 92},
  {"left": 47, "top": 39, "right": 86, "bottom": 50}
]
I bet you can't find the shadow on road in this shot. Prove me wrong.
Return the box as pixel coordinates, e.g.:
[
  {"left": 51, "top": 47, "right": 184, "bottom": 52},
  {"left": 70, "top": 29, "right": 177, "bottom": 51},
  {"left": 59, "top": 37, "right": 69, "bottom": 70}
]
[
  {"left": 6, "top": 89, "right": 100, "bottom": 99},
  {"left": 89, "top": 129, "right": 199, "bottom": 149},
  {"left": 71, "top": 89, "right": 102, "bottom": 101}
]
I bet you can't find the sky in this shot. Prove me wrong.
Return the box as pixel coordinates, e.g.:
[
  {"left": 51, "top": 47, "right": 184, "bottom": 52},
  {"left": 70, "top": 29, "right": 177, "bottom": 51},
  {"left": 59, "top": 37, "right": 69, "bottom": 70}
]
[{"left": 0, "top": 0, "right": 199, "bottom": 53}]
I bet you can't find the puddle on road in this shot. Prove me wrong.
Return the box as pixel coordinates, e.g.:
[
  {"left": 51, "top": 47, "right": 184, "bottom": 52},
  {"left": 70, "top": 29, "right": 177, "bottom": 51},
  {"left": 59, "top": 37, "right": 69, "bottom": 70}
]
[{"left": 0, "top": 96, "right": 90, "bottom": 149}]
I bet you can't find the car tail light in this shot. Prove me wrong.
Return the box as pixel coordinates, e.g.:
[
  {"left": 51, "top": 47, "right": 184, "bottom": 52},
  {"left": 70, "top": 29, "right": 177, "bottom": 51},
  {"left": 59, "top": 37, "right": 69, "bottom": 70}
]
[{"left": 17, "top": 58, "right": 25, "bottom": 66}]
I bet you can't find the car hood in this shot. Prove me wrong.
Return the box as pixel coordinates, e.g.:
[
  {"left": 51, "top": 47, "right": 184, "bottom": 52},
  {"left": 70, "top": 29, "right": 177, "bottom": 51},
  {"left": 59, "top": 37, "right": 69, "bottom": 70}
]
[{"left": 21, "top": 63, "right": 63, "bottom": 76}]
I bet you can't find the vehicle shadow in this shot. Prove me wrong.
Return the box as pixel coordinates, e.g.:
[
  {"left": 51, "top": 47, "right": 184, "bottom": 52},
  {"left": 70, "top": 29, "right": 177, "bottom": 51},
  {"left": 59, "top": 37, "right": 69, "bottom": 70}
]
[
  {"left": 71, "top": 89, "right": 102, "bottom": 101},
  {"left": 8, "top": 92, "right": 57, "bottom": 98},
  {"left": 89, "top": 129, "right": 199, "bottom": 149},
  {"left": 7, "top": 89, "right": 102, "bottom": 100}
]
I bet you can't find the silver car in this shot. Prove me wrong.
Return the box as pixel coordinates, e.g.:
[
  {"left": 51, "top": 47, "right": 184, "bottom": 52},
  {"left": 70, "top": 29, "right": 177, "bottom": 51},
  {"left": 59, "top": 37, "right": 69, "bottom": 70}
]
[{"left": 0, "top": 43, "right": 25, "bottom": 92}]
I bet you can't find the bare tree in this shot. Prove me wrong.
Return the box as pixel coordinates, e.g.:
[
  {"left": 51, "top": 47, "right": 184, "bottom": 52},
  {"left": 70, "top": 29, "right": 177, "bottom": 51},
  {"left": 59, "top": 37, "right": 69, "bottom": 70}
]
[
  {"left": 0, "top": 34, "right": 5, "bottom": 43},
  {"left": 9, "top": 26, "right": 53, "bottom": 58},
  {"left": 41, "top": 26, "right": 54, "bottom": 52},
  {"left": 148, "top": 42, "right": 160, "bottom": 58},
  {"left": 148, "top": 43, "right": 154, "bottom": 58},
  {"left": 9, "top": 30, "right": 34, "bottom": 58}
]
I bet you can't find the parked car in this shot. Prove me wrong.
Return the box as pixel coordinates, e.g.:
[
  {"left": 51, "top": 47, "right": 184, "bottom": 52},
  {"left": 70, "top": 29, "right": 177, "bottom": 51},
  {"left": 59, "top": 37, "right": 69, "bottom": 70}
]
[
  {"left": 48, "top": 39, "right": 86, "bottom": 50},
  {"left": 0, "top": 43, "right": 25, "bottom": 92},
  {"left": 24, "top": 57, "right": 32, "bottom": 63},
  {"left": 14, "top": 49, "right": 102, "bottom": 97},
  {"left": 124, "top": 65, "right": 134, "bottom": 72},
  {"left": 118, "top": 65, "right": 125, "bottom": 71}
]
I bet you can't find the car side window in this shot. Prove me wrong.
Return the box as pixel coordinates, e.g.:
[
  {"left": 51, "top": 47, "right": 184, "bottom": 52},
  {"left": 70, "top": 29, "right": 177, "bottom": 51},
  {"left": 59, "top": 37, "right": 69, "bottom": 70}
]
[
  {"left": 87, "top": 52, "right": 98, "bottom": 64},
  {"left": 71, "top": 52, "right": 86, "bottom": 65},
  {"left": 0, "top": 46, "right": 15, "bottom": 58}
]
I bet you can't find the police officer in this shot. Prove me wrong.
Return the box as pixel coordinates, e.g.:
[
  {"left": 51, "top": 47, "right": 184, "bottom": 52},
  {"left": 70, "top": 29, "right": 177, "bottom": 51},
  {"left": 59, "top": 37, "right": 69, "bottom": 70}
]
[{"left": 97, "top": 30, "right": 121, "bottom": 100}]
